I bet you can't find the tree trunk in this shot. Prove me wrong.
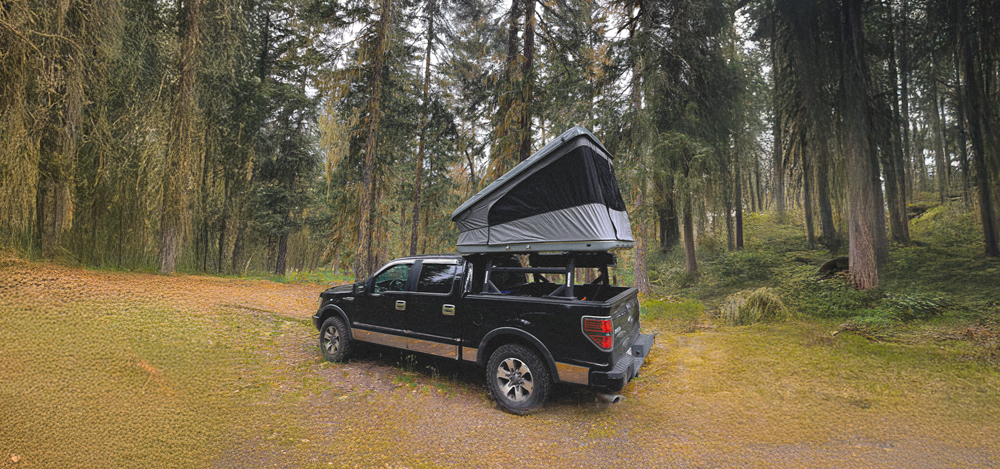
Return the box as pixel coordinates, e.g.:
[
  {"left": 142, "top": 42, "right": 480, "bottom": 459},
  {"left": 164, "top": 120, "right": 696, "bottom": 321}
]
[
  {"left": 734, "top": 149, "right": 744, "bottom": 249},
  {"left": 354, "top": 0, "right": 391, "bottom": 280},
  {"left": 160, "top": 0, "right": 202, "bottom": 273},
  {"left": 900, "top": 0, "right": 913, "bottom": 201},
  {"left": 633, "top": 191, "right": 652, "bottom": 295},
  {"left": 274, "top": 231, "right": 288, "bottom": 275},
  {"left": 954, "top": 46, "right": 971, "bottom": 205},
  {"left": 816, "top": 134, "right": 838, "bottom": 249},
  {"left": 802, "top": 134, "right": 815, "bottom": 246},
  {"left": 880, "top": 54, "right": 907, "bottom": 245},
  {"left": 842, "top": 0, "right": 887, "bottom": 289},
  {"left": 629, "top": 19, "right": 650, "bottom": 296},
  {"left": 231, "top": 228, "right": 243, "bottom": 274},
  {"left": 37, "top": 4, "right": 86, "bottom": 260},
  {"left": 410, "top": 1, "right": 434, "bottom": 256},
  {"left": 881, "top": 120, "right": 907, "bottom": 244},
  {"left": 723, "top": 153, "right": 735, "bottom": 251},
  {"left": 658, "top": 193, "right": 680, "bottom": 252},
  {"left": 682, "top": 196, "right": 697, "bottom": 275},
  {"left": 888, "top": 4, "right": 910, "bottom": 243},
  {"left": 754, "top": 158, "right": 767, "bottom": 212},
  {"left": 929, "top": 66, "right": 949, "bottom": 203},
  {"left": 771, "top": 12, "right": 786, "bottom": 219},
  {"left": 518, "top": 0, "right": 535, "bottom": 162},
  {"left": 961, "top": 17, "right": 1000, "bottom": 257}
]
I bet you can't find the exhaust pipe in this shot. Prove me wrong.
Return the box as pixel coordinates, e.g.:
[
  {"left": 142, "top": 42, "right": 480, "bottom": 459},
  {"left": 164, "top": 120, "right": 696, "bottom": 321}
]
[{"left": 596, "top": 393, "right": 623, "bottom": 404}]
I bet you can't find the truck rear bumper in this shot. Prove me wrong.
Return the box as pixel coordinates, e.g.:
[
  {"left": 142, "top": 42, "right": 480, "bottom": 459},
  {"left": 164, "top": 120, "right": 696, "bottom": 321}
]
[{"left": 588, "top": 333, "right": 654, "bottom": 393}]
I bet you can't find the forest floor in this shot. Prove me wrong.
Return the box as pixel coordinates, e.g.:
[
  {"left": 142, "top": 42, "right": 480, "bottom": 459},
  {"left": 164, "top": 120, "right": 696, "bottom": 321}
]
[{"left": 2, "top": 257, "right": 999, "bottom": 468}]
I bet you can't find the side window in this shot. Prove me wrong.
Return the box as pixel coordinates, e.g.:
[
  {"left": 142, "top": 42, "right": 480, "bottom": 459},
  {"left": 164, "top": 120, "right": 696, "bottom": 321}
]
[
  {"left": 372, "top": 263, "right": 412, "bottom": 294},
  {"left": 416, "top": 263, "right": 457, "bottom": 294}
]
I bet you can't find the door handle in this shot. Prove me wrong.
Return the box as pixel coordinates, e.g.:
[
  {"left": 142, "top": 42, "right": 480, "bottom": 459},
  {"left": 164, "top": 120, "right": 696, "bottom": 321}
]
[
  {"left": 442, "top": 304, "right": 455, "bottom": 316},
  {"left": 395, "top": 300, "right": 406, "bottom": 311}
]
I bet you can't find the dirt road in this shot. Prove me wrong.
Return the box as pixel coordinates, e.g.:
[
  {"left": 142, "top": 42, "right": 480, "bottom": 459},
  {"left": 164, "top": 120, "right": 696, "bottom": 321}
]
[{"left": 2, "top": 259, "right": 998, "bottom": 468}]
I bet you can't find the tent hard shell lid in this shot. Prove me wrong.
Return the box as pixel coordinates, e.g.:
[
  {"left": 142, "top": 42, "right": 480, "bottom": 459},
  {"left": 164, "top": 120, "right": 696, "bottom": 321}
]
[{"left": 450, "top": 126, "right": 634, "bottom": 253}]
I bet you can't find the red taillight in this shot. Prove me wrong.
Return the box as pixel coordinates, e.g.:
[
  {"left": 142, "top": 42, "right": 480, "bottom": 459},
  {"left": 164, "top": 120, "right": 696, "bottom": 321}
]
[
  {"left": 583, "top": 318, "right": 612, "bottom": 333},
  {"left": 588, "top": 334, "right": 613, "bottom": 349},
  {"left": 582, "top": 316, "right": 614, "bottom": 350}
]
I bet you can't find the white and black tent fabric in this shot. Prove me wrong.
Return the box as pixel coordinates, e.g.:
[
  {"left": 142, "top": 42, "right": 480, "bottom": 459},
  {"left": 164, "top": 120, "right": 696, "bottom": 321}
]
[{"left": 451, "top": 127, "right": 634, "bottom": 253}]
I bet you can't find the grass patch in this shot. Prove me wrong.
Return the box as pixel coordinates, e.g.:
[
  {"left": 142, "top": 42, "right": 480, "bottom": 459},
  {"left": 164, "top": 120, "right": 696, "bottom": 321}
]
[
  {"left": 641, "top": 297, "right": 707, "bottom": 332},
  {"left": 0, "top": 301, "right": 286, "bottom": 467},
  {"left": 238, "top": 269, "right": 355, "bottom": 285},
  {"left": 721, "top": 287, "right": 791, "bottom": 325}
]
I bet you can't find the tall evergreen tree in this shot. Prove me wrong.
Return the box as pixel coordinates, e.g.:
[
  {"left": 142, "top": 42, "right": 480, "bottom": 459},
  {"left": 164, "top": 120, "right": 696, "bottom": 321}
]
[
  {"left": 159, "top": 0, "right": 203, "bottom": 273},
  {"left": 841, "top": 0, "right": 888, "bottom": 288}
]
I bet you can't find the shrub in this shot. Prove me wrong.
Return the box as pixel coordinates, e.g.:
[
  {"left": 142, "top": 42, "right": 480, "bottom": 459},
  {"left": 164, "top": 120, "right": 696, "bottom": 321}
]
[
  {"left": 721, "top": 287, "right": 791, "bottom": 325},
  {"left": 695, "top": 234, "right": 726, "bottom": 260}
]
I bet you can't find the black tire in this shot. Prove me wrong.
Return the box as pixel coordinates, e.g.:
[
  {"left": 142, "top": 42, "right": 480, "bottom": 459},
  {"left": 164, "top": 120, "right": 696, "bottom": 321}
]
[
  {"left": 319, "top": 316, "right": 352, "bottom": 363},
  {"left": 486, "top": 344, "right": 551, "bottom": 415}
]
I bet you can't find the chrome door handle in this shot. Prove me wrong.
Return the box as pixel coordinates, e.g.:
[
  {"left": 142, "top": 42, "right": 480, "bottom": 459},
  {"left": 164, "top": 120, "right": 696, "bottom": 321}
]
[
  {"left": 395, "top": 300, "right": 406, "bottom": 311},
  {"left": 442, "top": 304, "right": 455, "bottom": 316}
]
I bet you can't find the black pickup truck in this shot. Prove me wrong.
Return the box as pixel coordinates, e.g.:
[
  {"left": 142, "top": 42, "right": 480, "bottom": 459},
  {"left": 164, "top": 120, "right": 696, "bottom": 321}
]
[{"left": 313, "top": 251, "right": 653, "bottom": 414}]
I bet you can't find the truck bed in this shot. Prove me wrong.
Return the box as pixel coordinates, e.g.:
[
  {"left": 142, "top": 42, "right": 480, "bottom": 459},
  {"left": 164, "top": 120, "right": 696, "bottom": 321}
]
[{"left": 490, "top": 282, "right": 628, "bottom": 302}]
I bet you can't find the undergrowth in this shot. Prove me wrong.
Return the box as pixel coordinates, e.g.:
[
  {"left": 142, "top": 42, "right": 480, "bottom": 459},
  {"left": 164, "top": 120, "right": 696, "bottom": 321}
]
[
  {"left": 648, "top": 200, "right": 1000, "bottom": 360},
  {"left": 235, "top": 269, "right": 354, "bottom": 285}
]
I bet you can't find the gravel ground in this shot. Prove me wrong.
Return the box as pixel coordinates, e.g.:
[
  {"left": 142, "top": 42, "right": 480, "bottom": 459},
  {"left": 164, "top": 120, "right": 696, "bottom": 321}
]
[
  {"left": 214, "top": 277, "right": 998, "bottom": 468},
  {"left": 3, "top": 259, "right": 997, "bottom": 468}
]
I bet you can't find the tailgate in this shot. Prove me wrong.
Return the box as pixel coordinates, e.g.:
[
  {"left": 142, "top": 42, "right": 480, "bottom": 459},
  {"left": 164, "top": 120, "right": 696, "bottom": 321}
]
[{"left": 608, "top": 289, "right": 641, "bottom": 358}]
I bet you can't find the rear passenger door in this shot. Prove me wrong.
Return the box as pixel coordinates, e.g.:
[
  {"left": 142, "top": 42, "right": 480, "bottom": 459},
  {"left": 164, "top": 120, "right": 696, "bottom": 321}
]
[{"left": 405, "top": 259, "right": 463, "bottom": 359}]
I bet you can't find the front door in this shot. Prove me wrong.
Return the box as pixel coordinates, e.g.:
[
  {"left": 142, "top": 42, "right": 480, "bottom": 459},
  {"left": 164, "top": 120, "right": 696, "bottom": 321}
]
[{"left": 351, "top": 261, "right": 413, "bottom": 348}]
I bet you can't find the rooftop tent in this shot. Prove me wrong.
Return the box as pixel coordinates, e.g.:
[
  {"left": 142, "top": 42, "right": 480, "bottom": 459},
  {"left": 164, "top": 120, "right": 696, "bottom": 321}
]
[{"left": 451, "top": 127, "right": 634, "bottom": 253}]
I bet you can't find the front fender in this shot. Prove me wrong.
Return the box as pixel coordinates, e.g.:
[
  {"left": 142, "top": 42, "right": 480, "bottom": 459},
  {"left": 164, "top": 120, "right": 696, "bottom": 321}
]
[{"left": 314, "top": 305, "right": 352, "bottom": 340}]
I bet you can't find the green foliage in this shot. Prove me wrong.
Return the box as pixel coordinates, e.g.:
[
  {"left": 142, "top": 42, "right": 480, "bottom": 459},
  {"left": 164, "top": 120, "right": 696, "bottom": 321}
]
[
  {"left": 879, "top": 293, "right": 951, "bottom": 321},
  {"left": 707, "top": 246, "right": 784, "bottom": 285},
  {"left": 694, "top": 233, "right": 726, "bottom": 261},
  {"left": 777, "top": 266, "right": 883, "bottom": 319},
  {"left": 909, "top": 202, "right": 983, "bottom": 249},
  {"left": 655, "top": 201, "right": 994, "bottom": 339},
  {"left": 648, "top": 264, "right": 696, "bottom": 289},
  {"left": 836, "top": 292, "right": 953, "bottom": 338},
  {"left": 721, "top": 287, "right": 791, "bottom": 325}
]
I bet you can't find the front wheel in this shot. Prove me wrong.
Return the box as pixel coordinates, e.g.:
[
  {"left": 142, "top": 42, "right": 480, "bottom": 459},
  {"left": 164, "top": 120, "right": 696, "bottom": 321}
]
[
  {"left": 486, "top": 344, "right": 551, "bottom": 415},
  {"left": 319, "top": 316, "right": 351, "bottom": 362}
]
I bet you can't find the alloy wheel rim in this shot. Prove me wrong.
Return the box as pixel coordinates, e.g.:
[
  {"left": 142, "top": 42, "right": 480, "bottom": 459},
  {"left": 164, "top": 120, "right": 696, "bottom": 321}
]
[
  {"left": 496, "top": 357, "right": 533, "bottom": 402},
  {"left": 323, "top": 326, "right": 340, "bottom": 355}
]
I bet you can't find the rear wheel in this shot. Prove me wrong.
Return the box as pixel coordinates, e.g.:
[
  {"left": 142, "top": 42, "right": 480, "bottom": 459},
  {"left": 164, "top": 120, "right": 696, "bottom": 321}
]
[
  {"left": 319, "top": 316, "right": 351, "bottom": 362},
  {"left": 486, "top": 344, "right": 551, "bottom": 415}
]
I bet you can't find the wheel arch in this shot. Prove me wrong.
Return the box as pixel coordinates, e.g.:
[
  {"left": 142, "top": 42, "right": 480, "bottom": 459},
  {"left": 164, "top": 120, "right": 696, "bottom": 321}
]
[
  {"left": 317, "top": 305, "right": 352, "bottom": 340},
  {"left": 477, "top": 328, "right": 560, "bottom": 383}
]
